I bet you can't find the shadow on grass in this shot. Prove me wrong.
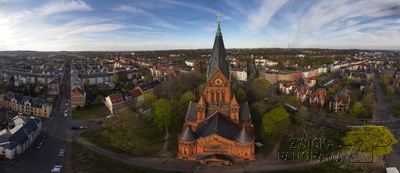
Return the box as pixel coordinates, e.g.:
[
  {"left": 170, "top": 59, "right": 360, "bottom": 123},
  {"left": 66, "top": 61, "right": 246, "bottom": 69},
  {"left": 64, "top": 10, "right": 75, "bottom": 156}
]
[{"left": 72, "top": 104, "right": 110, "bottom": 119}]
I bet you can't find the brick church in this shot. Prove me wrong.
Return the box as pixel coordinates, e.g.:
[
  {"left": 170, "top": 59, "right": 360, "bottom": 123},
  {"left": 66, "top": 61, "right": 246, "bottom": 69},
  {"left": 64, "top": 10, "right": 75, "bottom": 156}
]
[{"left": 177, "top": 16, "right": 256, "bottom": 164}]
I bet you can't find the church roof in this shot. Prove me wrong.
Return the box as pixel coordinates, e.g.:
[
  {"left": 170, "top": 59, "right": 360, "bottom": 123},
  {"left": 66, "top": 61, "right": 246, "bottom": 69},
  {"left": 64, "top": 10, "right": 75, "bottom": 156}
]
[
  {"left": 184, "top": 102, "right": 252, "bottom": 123},
  {"left": 207, "top": 24, "right": 230, "bottom": 82},
  {"left": 195, "top": 112, "right": 238, "bottom": 140},
  {"left": 234, "top": 126, "right": 255, "bottom": 143},
  {"left": 178, "top": 125, "right": 198, "bottom": 142}
]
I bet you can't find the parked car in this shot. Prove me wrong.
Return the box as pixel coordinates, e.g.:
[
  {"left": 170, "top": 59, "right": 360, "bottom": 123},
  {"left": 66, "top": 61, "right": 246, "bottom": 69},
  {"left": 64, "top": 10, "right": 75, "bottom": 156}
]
[
  {"left": 58, "top": 149, "right": 65, "bottom": 157},
  {"left": 64, "top": 114, "right": 67, "bottom": 118},
  {"left": 79, "top": 126, "right": 87, "bottom": 129},
  {"left": 87, "top": 119, "right": 94, "bottom": 123},
  {"left": 36, "top": 142, "right": 43, "bottom": 149},
  {"left": 71, "top": 126, "right": 80, "bottom": 130},
  {"left": 51, "top": 165, "right": 62, "bottom": 173},
  {"left": 105, "top": 115, "right": 114, "bottom": 119},
  {"left": 41, "top": 135, "right": 47, "bottom": 142}
]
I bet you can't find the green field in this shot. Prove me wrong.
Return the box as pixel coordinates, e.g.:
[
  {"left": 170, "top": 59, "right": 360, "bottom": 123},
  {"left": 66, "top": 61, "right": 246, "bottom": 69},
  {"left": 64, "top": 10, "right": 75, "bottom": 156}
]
[
  {"left": 72, "top": 104, "right": 110, "bottom": 119},
  {"left": 72, "top": 140, "right": 175, "bottom": 173}
]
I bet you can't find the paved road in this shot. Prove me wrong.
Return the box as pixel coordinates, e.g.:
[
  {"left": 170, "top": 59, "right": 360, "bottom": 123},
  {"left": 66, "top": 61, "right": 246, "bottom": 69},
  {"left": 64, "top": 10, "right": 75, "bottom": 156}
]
[{"left": 368, "top": 72, "right": 400, "bottom": 170}]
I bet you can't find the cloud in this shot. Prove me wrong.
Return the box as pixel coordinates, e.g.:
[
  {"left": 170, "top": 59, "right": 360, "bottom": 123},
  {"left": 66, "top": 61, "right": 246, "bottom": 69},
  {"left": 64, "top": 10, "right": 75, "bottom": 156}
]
[
  {"left": 112, "top": 4, "right": 181, "bottom": 29},
  {"left": 40, "top": 0, "right": 93, "bottom": 16}
]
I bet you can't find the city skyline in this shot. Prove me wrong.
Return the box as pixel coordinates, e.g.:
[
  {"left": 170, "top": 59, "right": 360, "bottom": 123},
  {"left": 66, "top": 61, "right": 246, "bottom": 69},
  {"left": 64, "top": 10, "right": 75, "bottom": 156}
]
[{"left": 1, "top": 0, "right": 400, "bottom": 51}]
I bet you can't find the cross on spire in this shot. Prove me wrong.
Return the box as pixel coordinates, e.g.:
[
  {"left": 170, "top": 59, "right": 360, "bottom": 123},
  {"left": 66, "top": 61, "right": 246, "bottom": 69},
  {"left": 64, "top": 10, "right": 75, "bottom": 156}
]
[{"left": 216, "top": 13, "right": 222, "bottom": 23}]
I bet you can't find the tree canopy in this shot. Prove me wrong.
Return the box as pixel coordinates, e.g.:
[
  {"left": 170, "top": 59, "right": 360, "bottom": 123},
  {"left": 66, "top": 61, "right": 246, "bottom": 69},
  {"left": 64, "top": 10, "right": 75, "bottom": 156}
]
[
  {"left": 112, "top": 73, "right": 120, "bottom": 84},
  {"left": 141, "top": 94, "right": 157, "bottom": 110},
  {"left": 348, "top": 101, "right": 367, "bottom": 118},
  {"left": 343, "top": 125, "right": 398, "bottom": 157},
  {"left": 177, "top": 92, "right": 197, "bottom": 112},
  {"left": 152, "top": 98, "right": 177, "bottom": 128},
  {"left": 249, "top": 78, "right": 270, "bottom": 101},
  {"left": 101, "top": 107, "right": 148, "bottom": 155},
  {"left": 262, "top": 107, "right": 290, "bottom": 134},
  {"left": 235, "top": 88, "right": 247, "bottom": 103}
]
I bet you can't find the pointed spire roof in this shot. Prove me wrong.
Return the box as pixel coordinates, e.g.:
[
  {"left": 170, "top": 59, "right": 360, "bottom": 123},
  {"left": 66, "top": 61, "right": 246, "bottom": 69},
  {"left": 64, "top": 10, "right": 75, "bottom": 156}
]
[
  {"left": 178, "top": 125, "right": 198, "bottom": 142},
  {"left": 198, "top": 95, "right": 205, "bottom": 106},
  {"left": 234, "top": 125, "right": 254, "bottom": 143},
  {"left": 230, "top": 93, "right": 238, "bottom": 106},
  {"left": 207, "top": 23, "right": 230, "bottom": 82}
]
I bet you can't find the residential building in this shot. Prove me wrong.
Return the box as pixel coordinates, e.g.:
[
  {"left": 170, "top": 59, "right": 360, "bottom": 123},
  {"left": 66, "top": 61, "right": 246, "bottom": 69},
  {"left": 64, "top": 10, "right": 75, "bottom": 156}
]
[
  {"left": 293, "top": 85, "right": 311, "bottom": 102},
  {"left": 309, "top": 88, "right": 326, "bottom": 107},
  {"left": 0, "top": 116, "right": 41, "bottom": 159},
  {"left": 71, "top": 87, "right": 86, "bottom": 109},
  {"left": 279, "top": 81, "right": 297, "bottom": 95},
  {"left": 329, "top": 92, "right": 350, "bottom": 112},
  {"left": 177, "top": 22, "right": 256, "bottom": 164},
  {"left": 0, "top": 93, "right": 52, "bottom": 117},
  {"left": 47, "top": 79, "right": 60, "bottom": 96}
]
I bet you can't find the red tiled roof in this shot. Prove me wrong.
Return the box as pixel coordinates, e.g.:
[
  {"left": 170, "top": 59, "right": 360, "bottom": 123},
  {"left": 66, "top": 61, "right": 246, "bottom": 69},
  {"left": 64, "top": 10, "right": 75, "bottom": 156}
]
[
  {"left": 310, "top": 89, "right": 326, "bottom": 98},
  {"left": 130, "top": 89, "right": 143, "bottom": 97},
  {"left": 71, "top": 87, "right": 85, "bottom": 96},
  {"left": 282, "top": 81, "right": 296, "bottom": 87},
  {"left": 109, "top": 93, "right": 123, "bottom": 103},
  {"left": 296, "top": 86, "right": 310, "bottom": 94}
]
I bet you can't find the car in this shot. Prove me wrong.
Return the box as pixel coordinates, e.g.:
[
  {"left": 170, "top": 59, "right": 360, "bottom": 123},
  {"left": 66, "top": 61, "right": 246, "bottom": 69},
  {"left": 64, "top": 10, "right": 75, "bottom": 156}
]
[
  {"left": 51, "top": 165, "right": 62, "bottom": 173},
  {"left": 36, "top": 142, "right": 43, "bottom": 149},
  {"left": 87, "top": 119, "right": 94, "bottom": 123},
  {"left": 58, "top": 149, "right": 65, "bottom": 157},
  {"left": 105, "top": 115, "right": 114, "bottom": 119},
  {"left": 97, "top": 120, "right": 103, "bottom": 124},
  {"left": 79, "top": 126, "right": 87, "bottom": 129},
  {"left": 71, "top": 126, "right": 80, "bottom": 130},
  {"left": 64, "top": 114, "right": 67, "bottom": 118},
  {"left": 65, "top": 110, "right": 67, "bottom": 113},
  {"left": 41, "top": 135, "right": 47, "bottom": 142}
]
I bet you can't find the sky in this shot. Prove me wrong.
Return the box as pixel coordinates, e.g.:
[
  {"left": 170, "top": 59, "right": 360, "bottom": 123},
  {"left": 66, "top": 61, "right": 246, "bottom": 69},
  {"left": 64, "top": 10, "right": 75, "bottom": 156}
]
[{"left": 1, "top": 0, "right": 400, "bottom": 51}]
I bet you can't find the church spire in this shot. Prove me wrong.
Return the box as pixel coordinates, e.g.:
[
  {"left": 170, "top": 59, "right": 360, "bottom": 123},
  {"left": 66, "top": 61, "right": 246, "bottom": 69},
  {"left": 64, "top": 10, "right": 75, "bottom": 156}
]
[{"left": 206, "top": 13, "right": 230, "bottom": 82}]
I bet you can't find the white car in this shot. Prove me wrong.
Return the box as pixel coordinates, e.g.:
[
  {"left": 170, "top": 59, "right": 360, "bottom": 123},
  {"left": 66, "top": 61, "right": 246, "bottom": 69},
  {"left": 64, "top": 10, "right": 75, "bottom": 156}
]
[
  {"left": 51, "top": 165, "right": 62, "bottom": 173},
  {"left": 58, "top": 149, "right": 65, "bottom": 157}
]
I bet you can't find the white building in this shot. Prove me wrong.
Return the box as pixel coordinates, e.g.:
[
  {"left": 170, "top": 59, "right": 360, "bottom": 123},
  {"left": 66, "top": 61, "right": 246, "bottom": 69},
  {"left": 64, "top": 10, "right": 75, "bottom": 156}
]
[{"left": 0, "top": 117, "right": 41, "bottom": 159}]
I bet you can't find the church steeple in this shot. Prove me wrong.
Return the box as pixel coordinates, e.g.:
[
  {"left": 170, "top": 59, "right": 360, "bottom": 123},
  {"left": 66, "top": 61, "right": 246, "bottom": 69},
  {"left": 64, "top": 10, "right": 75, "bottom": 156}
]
[{"left": 207, "top": 14, "right": 230, "bottom": 82}]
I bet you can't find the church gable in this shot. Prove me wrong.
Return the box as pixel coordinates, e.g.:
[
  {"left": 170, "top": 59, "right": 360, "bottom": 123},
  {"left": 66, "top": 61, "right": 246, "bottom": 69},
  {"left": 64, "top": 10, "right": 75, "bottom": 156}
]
[{"left": 206, "top": 69, "right": 230, "bottom": 87}]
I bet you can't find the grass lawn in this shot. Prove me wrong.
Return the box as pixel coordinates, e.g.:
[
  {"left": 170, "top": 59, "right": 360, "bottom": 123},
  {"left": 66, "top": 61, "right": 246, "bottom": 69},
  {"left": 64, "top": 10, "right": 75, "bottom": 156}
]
[
  {"left": 72, "top": 104, "right": 110, "bottom": 119},
  {"left": 72, "top": 140, "right": 175, "bottom": 173},
  {"left": 167, "top": 123, "right": 183, "bottom": 157},
  {"left": 393, "top": 105, "right": 400, "bottom": 117},
  {"left": 81, "top": 123, "right": 164, "bottom": 157}
]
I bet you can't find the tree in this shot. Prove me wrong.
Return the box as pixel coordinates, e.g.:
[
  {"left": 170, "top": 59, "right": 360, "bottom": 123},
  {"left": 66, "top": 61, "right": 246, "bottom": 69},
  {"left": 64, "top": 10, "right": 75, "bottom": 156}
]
[
  {"left": 386, "top": 86, "right": 395, "bottom": 98},
  {"left": 235, "top": 88, "right": 247, "bottom": 103},
  {"left": 295, "top": 106, "right": 308, "bottom": 126},
  {"left": 101, "top": 107, "right": 148, "bottom": 155},
  {"left": 140, "top": 94, "right": 156, "bottom": 110},
  {"left": 177, "top": 92, "right": 197, "bottom": 112},
  {"left": 112, "top": 73, "right": 120, "bottom": 84},
  {"left": 152, "top": 99, "right": 178, "bottom": 129},
  {"left": 361, "top": 93, "right": 374, "bottom": 118},
  {"left": 380, "top": 74, "right": 392, "bottom": 86},
  {"left": 93, "top": 95, "right": 104, "bottom": 105},
  {"left": 348, "top": 102, "right": 367, "bottom": 118},
  {"left": 280, "top": 95, "right": 300, "bottom": 107},
  {"left": 262, "top": 107, "right": 290, "bottom": 134},
  {"left": 343, "top": 125, "right": 398, "bottom": 157},
  {"left": 83, "top": 78, "right": 90, "bottom": 89},
  {"left": 249, "top": 78, "right": 270, "bottom": 101}
]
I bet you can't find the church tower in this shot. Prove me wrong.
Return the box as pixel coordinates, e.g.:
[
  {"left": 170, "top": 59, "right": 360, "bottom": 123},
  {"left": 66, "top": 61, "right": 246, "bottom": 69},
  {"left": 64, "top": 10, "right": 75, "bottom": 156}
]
[{"left": 177, "top": 13, "right": 256, "bottom": 164}]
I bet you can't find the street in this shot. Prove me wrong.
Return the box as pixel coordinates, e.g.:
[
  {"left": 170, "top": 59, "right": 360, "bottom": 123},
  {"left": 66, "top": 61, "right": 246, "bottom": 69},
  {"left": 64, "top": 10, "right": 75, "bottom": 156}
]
[{"left": 369, "top": 72, "right": 400, "bottom": 170}]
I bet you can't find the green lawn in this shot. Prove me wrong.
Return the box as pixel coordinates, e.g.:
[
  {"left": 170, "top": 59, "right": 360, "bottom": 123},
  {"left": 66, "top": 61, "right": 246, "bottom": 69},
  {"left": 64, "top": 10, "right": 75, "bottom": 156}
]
[
  {"left": 393, "top": 105, "right": 400, "bottom": 117},
  {"left": 72, "top": 140, "right": 175, "bottom": 173},
  {"left": 72, "top": 104, "right": 110, "bottom": 119},
  {"left": 81, "top": 123, "right": 164, "bottom": 157}
]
